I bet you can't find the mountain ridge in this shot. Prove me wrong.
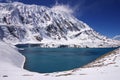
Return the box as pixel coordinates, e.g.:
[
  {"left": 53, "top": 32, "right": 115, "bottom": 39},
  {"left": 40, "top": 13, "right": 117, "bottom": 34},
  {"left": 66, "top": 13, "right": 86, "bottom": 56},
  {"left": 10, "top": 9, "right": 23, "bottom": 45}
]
[{"left": 0, "top": 2, "right": 119, "bottom": 48}]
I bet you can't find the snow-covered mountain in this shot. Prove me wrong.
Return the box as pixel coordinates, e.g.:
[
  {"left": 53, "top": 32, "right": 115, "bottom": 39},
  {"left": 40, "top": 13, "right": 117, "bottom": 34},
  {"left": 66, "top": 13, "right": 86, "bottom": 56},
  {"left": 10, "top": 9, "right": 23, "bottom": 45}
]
[{"left": 0, "top": 2, "right": 119, "bottom": 47}]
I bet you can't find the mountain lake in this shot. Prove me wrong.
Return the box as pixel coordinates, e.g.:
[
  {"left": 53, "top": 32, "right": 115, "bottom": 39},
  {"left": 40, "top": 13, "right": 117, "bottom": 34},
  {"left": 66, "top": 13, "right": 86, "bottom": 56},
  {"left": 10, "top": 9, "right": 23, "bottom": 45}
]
[{"left": 16, "top": 44, "right": 117, "bottom": 73}]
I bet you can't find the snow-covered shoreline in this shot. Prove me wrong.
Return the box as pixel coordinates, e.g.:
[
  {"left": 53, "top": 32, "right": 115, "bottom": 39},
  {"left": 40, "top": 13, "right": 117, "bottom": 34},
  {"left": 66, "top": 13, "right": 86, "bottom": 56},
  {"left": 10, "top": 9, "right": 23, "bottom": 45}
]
[
  {"left": 0, "top": 41, "right": 25, "bottom": 68},
  {"left": 46, "top": 47, "right": 120, "bottom": 76},
  {"left": 14, "top": 42, "right": 120, "bottom": 48},
  {"left": 0, "top": 41, "right": 120, "bottom": 80}
]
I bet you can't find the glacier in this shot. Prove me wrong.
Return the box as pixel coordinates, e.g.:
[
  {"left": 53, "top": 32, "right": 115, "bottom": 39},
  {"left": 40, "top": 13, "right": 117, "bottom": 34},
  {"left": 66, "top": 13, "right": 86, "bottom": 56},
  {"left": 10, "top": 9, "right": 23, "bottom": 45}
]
[{"left": 0, "top": 2, "right": 119, "bottom": 47}]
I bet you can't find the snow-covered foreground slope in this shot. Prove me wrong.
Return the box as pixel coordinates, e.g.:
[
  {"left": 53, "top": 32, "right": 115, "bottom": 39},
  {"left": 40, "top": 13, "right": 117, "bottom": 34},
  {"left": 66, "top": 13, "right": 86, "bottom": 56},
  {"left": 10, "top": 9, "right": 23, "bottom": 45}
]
[
  {"left": 0, "top": 41, "right": 25, "bottom": 68},
  {"left": 0, "top": 2, "right": 119, "bottom": 47},
  {"left": 0, "top": 41, "right": 120, "bottom": 80}
]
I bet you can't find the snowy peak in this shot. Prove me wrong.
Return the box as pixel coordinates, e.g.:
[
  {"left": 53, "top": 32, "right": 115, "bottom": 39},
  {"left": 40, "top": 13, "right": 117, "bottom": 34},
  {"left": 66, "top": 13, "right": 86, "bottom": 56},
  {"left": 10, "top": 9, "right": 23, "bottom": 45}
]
[{"left": 0, "top": 2, "right": 119, "bottom": 47}]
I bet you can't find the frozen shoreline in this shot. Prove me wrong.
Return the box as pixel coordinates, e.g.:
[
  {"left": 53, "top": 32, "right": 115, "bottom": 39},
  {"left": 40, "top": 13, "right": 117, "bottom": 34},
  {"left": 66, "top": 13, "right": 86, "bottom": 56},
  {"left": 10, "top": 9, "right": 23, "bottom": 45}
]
[{"left": 0, "top": 41, "right": 120, "bottom": 80}]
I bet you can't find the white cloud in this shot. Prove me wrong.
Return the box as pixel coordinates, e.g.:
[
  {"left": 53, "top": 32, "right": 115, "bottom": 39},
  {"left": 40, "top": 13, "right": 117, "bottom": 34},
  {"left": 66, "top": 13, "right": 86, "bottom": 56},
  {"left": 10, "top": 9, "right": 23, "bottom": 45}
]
[
  {"left": 51, "top": 1, "right": 86, "bottom": 17},
  {"left": 51, "top": 3, "right": 74, "bottom": 15},
  {"left": 113, "top": 35, "right": 120, "bottom": 40}
]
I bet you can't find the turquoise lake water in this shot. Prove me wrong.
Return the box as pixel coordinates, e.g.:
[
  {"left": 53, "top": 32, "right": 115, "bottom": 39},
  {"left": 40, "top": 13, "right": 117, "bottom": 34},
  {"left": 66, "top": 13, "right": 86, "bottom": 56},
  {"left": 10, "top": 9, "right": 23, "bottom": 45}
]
[{"left": 17, "top": 45, "right": 116, "bottom": 73}]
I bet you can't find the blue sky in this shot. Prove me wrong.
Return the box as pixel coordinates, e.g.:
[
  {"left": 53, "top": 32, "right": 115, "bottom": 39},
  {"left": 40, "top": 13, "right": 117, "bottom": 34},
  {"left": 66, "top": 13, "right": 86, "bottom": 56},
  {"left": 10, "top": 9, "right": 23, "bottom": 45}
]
[{"left": 1, "top": 0, "right": 120, "bottom": 38}]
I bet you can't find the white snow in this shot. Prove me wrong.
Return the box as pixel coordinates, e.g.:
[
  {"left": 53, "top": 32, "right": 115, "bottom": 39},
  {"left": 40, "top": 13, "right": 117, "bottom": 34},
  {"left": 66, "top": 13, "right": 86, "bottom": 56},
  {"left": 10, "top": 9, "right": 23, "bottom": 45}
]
[
  {"left": 0, "top": 41, "right": 25, "bottom": 68},
  {"left": 0, "top": 2, "right": 120, "bottom": 80},
  {"left": 0, "top": 41, "right": 120, "bottom": 80},
  {"left": 0, "top": 2, "right": 119, "bottom": 48}
]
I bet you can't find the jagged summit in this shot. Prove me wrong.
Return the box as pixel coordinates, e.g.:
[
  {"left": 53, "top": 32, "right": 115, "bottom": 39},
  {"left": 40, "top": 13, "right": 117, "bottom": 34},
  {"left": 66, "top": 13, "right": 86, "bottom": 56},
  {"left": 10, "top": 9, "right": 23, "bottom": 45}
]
[{"left": 0, "top": 2, "right": 119, "bottom": 47}]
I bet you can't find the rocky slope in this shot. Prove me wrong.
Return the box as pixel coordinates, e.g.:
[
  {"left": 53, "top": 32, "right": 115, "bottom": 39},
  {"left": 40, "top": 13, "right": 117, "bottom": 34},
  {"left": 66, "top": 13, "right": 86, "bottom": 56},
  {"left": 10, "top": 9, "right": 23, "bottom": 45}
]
[{"left": 0, "top": 2, "right": 119, "bottom": 47}]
